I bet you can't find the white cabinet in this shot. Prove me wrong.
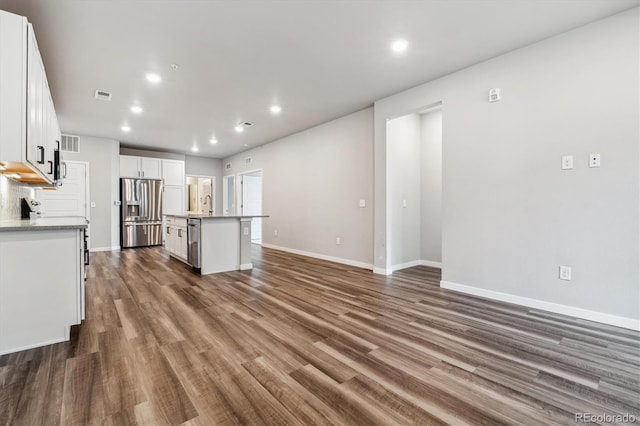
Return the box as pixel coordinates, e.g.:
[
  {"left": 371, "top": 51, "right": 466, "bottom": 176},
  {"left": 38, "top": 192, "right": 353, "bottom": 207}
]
[
  {"left": 165, "top": 216, "right": 188, "bottom": 262},
  {"left": 0, "top": 11, "right": 60, "bottom": 185},
  {"left": 163, "top": 185, "right": 185, "bottom": 215},
  {"left": 0, "top": 228, "right": 84, "bottom": 355},
  {"left": 162, "top": 159, "right": 185, "bottom": 186},
  {"left": 119, "top": 155, "right": 162, "bottom": 179}
]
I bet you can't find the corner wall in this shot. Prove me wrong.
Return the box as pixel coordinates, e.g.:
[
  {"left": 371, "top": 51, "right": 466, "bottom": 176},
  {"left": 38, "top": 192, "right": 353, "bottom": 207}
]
[
  {"left": 62, "top": 135, "right": 120, "bottom": 250},
  {"left": 375, "top": 9, "right": 639, "bottom": 327},
  {"left": 222, "top": 108, "right": 374, "bottom": 268}
]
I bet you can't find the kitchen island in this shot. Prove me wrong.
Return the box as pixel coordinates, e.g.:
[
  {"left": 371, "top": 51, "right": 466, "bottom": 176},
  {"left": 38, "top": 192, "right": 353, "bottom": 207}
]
[
  {"left": 0, "top": 216, "right": 87, "bottom": 355},
  {"left": 164, "top": 214, "right": 267, "bottom": 274}
]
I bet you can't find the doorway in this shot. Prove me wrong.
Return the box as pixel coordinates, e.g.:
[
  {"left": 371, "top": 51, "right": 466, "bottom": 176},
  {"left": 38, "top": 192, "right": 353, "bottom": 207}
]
[
  {"left": 385, "top": 102, "right": 442, "bottom": 271},
  {"left": 186, "top": 175, "right": 215, "bottom": 215},
  {"left": 222, "top": 175, "right": 235, "bottom": 216},
  {"left": 239, "top": 170, "right": 263, "bottom": 244}
]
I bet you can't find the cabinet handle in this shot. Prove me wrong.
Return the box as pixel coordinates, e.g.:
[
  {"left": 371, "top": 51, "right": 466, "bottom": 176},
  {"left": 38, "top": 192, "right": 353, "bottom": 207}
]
[
  {"left": 56, "top": 140, "right": 60, "bottom": 151},
  {"left": 47, "top": 160, "right": 53, "bottom": 174},
  {"left": 178, "top": 229, "right": 182, "bottom": 238},
  {"left": 166, "top": 227, "right": 171, "bottom": 234},
  {"left": 62, "top": 162, "right": 67, "bottom": 178},
  {"left": 37, "top": 146, "right": 45, "bottom": 164},
  {"left": 142, "top": 170, "right": 145, "bottom": 177}
]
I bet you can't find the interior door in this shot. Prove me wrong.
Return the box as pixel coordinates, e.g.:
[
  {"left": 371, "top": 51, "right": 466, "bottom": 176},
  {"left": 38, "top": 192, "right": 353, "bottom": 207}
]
[{"left": 240, "top": 171, "right": 263, "bottom": 243}]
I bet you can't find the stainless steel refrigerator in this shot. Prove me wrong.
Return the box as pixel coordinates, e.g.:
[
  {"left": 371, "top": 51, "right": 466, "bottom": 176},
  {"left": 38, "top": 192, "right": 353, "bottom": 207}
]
[{"left": 120, "top": 178, "right": 163, "bottom": 248}]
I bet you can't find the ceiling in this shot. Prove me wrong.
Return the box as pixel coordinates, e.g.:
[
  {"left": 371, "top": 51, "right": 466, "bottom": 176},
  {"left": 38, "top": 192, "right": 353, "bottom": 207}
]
[{"left": 0, "top": 0, "right": 638, "bottom": 159}]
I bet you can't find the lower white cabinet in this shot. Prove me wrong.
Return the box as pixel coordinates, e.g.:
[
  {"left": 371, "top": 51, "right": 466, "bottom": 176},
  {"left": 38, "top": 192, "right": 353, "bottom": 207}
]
[
  {"left": 0, "top": 228, "right": 84, "bottom": 355},
  {"left": 165, "top": 216, "right": 188, "bottom": 262}
]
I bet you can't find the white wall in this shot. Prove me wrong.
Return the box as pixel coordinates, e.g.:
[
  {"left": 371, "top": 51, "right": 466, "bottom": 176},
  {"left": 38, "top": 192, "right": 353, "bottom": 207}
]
[
  {"left": 185, "top": 155, "right": 223, "bottom": 212},
  {"left": 62, "top": 135, "right": 120, "bottom": 250},
  {"left": 375, "top": 9, "right": 639, "bottom": 327},
  {"left": 223, "top": 108, "right": 374, "bottom": 268},
  {"left": 420, "top": 109, "right": 442, "bottom": 263},
  {"left": 387, "top": 114, "right": 421, "bottom": 268}
]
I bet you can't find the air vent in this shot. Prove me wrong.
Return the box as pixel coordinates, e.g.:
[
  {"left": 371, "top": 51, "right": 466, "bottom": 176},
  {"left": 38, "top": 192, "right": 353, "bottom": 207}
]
[
  {"left": 244, "top": 157, "right": 251, "bottom": 165},
  {"left": 94, "top": 89, "right": 112, "bottom": 101},
  {"left": 60, "top": 134, "right": 80, "bottom": 153},
  {"left": 225, "top": 163, "right": 232, "bottom": 170}
]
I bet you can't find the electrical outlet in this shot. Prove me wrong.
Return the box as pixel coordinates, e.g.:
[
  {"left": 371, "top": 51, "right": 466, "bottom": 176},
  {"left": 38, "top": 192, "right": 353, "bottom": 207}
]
[
  {"left": 274, "top": 229, "right": 278, "bottom": 237},
  {"left": 402, "top": 199, "right": 407, "bottom": 208},
  {"left": 90, "top": 202, "right": 96, "bottom": 208},
  {"left": 561, "top": 155, "right": 573, "bottom": 170},
  {"left": 359, "top": 199, "right": 366, "bottom": 208},
  {"left": 559, "top": 266, "right": 572, "bottom": 281},
  {"left": 243, "top": 226, "right": 249, "bottom": 236},
  {"left": 589, "top": 153, "right": 601, "bottom": 168},
  {"left": 335, "top": 237, "right": 341, "bottom": 245}
]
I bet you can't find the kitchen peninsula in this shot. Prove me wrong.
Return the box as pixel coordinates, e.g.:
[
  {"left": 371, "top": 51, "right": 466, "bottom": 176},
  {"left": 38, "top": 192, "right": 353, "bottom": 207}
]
[
  {"left": 0, "top": 217, "right": 87, "bottom": 355},
  {"left": 164, "top": 214, "right": 267, "bottom": 274}
]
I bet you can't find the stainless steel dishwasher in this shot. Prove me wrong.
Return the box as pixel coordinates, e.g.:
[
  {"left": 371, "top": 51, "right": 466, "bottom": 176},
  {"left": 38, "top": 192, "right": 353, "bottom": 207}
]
[{"left": 187, "top": 218, "right": 201, "bottom": 268}]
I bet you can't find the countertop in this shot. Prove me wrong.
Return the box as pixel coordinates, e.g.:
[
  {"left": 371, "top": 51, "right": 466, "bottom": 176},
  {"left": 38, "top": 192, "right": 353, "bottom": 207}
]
[
  {"left": 0, "top": 216, "right": 88, "bottom": 232},
  {"left": 165, "top": 214, "right": 268, "bottom": 219}
]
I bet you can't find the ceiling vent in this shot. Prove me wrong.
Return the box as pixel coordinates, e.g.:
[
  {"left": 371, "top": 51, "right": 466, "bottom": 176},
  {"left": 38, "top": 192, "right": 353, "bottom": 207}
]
[
  {"left": 94, "top": 89, "right": 112, "bottom": 101},
  {"left": 60, "top": 134, "right": 80, "bottom": 153},
  {"left": 225, "top": 163, "right": 232, "bottom": 170},
  {"left": 237, "top": 121, "right": 253, "bottom": 129}
]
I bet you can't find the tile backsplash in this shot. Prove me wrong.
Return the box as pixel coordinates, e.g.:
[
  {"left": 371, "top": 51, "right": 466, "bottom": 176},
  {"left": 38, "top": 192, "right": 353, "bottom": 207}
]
[{"left": 0, "top": 175, "right": 33, "bottom": 220}]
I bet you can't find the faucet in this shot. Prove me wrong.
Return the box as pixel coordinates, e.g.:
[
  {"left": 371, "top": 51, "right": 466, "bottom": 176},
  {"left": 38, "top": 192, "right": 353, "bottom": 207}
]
[{"left": 204, "top": 194, "right": 213, "bottom": 215}]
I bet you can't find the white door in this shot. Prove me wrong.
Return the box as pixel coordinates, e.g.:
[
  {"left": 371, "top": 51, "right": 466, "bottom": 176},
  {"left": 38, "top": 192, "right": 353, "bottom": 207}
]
[
  {"left": 36, "top": 162, "right": 88, "bottom": 218},
  {"left": 240, "top": 171, "right": 262, "bottom": 244}
]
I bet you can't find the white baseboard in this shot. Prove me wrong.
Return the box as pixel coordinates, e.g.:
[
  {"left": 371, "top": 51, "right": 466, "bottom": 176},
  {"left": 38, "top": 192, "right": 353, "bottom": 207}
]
[
  {"left": 261, "top": 243, "right": 373, "bottom": 270},
  {"left": 240, "top": 263, "right": 253, "bottom": 270},
  {"left": 373, "top": 267, "right": 392, "bottom": 275},
  {"left": 441, "top": 280, "right": 640, "bottom": 331},
  {"left": 391, "top": 259, "right": 442, "bottom": 271},
  {"left": 90, "top": 246, "right": 119, "bottom": 252},
  {"left": 0, "top": 336, "right": 69, "bottom": 356}
]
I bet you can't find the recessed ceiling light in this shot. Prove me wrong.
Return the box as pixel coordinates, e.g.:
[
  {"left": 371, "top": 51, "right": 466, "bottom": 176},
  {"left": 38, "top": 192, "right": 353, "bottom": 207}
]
[
  {"left": 130, "top": 105, "right": 143, "bottom": 114},
  {"left": 391, "top": 39, "right": 408, "bottom": 53},
  {"left": 191, "top": 146, "right": 199, "bottom": 152},
  {"left": 244, "top": 144, "right": 249, "bottom": 147},
  {"left": 270, "top": 105, "right": 282, "bottom": 114},
  {"left": 145, "top": 73, "right": 161, "bottom": 84},
  {"left": 235, "top": 125, "right": 244, "bottom": 133},
  {"left": 210, "top": 138, "right": 218, "bottom": 145},
  {"left": 170, "top": 63, "right": 179, "bottom": 71},
  {"left": 121, "top": 125, "right": 131, "bottom": 132}
]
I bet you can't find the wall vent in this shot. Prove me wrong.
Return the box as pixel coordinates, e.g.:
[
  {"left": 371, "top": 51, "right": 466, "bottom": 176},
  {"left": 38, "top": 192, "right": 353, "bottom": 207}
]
[
  {"left": 94, "top": 89, "right": 112, "bottom": 101},
  {"left": 225, "top": 163, "right": 232, "bottom": 170},
  {"left": 244, "top": 157, "right": 251, "bottom": 165},
  {"left": 60, "top": 134, "right": 80, "bottom": 153}
]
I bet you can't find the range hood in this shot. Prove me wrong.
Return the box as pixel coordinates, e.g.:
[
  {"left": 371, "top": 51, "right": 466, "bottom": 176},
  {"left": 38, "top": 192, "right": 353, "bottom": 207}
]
[{"left": 0, "top": 161, "right": 56, "bottom": 187}]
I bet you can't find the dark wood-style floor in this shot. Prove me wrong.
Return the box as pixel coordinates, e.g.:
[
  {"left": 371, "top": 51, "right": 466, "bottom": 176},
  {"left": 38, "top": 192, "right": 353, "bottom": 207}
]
[{"left": 1, "top": 246, "right": 639, "bottom": 425}]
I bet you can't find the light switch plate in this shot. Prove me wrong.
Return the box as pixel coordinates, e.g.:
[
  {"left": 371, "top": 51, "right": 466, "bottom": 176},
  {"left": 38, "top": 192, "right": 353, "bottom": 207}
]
[
  {"left": 90, "top": 202, "right": 96, "bottom": 208},
  {"left": 561, "top": 155, "right": 573, "bottom": 170},
  {"left": 559, "top": 266, "right": 572, "bottom": 281},
  {"left": 359, "top": 199, "right": 366, "bottom": 208}
]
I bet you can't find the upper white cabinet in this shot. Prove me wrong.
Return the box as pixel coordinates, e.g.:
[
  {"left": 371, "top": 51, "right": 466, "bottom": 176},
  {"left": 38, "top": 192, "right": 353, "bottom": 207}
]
[
  {"left": 162, "top": 159, "right": 185, "bottom": 186},
  {"left": 0, "top": 11, "right": 60, "bottom": 185},
  {"left": 119, "top": 155, "right": 162, "bottom": 179}
]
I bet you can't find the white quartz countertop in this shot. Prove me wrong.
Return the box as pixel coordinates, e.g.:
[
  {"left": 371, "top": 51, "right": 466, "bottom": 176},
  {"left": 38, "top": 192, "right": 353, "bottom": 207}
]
[
  {"left": 0, "top": 216, "right": 88, "bottom": 232},
  {"left": 165, "top": 214, "right": 269, "bottom": 219}
]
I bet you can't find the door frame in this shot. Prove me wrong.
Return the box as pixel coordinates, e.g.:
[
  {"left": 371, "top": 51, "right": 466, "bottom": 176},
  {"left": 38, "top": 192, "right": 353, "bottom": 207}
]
[
  {"left": 222, "top": 174, "right": 236, "bottom": 216},
  {"left": 185, "top": 174, "right": 216, "bottom": 214},
  {"left": 237, "top": 168, "right": 263, "bottom": 216}
]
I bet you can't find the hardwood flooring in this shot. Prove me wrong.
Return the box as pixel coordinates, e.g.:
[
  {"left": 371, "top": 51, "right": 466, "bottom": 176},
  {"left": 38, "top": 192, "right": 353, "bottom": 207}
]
[{"left": 1, "top": 246, "right": 639, "bottom": 425}]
